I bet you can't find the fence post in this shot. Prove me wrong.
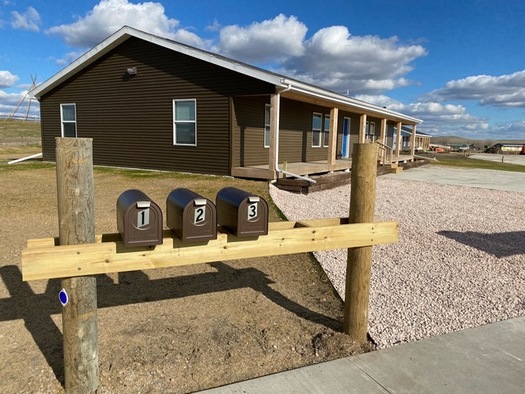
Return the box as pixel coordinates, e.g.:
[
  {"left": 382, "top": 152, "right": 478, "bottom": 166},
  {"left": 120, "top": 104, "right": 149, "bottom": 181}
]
[
  {"left": 344, "top": 143, "right": 378, "bottom": 342},
  {"left": 56, "top": 137, "right": 99, "bottom": 392}
]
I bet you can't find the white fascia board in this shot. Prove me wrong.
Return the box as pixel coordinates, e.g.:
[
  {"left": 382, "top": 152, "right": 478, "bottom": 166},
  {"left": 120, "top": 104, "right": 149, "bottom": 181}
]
[
  {"left": 30, "top": 28, "right": 133, "bottom": 99},
  {"left": 282, "top": 78, "right": 423, "bottom": 125}
]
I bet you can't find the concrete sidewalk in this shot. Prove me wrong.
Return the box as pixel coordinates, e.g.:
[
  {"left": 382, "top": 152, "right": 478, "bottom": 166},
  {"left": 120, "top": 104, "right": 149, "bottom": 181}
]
[
  {"left": 382, "top": 165, "right": 525, "bottom": 193},
  {"left": 201, "top": 316, "right": 525, "bottom": 393}
]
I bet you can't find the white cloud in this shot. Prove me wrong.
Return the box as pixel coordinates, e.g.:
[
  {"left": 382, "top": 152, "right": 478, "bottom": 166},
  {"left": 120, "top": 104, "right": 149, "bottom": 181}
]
[
  {"left": 356, "top": 94, "right": 490, "bottom": 137},
  {"left": 217, "top": 14, "right": 307, "bottom": 63},
  {"left": 283, "top": 26, "right": 427, "bottom": 94},
  {"left": 206, "top": 19, "right": 221, "bottom": 33},
  {"left": 0, "top": 88, "right": 41, "bottom": 118},
  {"left": 0, "top": 89, "right": 24, "bottom": 106},
  {"left": 0, "top": 70, "right": 19, "bottom": 88},
  {"left": 425, "top": 70, "right": 525, "bottom": 108},
  {"left": 45, "top": 0, "right": 206, "bottom": 49},
  {"left": 52, "top": 51, "right": 87, "bottom": 67},
  {"left": 11, "top": 6, "right": 41, "bottom": 32},
  {"left": 216, "top": 19, "right": 426, "bottom": 95},
  {"left": 493, "top": 121, "right": 525, "bottom": 139}
]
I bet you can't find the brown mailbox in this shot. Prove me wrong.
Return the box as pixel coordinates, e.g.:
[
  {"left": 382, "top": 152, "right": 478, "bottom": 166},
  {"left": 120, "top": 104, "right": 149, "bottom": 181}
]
[
  {"left": 166, "top": 188, "right": 217, "bottom": 243},
  {"left": 216, "top": 187, "right": 268, "bottom": 237},
  {"left": 116, "top": 189, "right": 163, "bottom": 248}
]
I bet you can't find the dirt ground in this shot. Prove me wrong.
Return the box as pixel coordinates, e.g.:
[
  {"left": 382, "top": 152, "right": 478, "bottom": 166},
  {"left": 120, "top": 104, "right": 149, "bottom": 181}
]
[{"left": 0, "top": 143, "right": 367, "bottom": 393}]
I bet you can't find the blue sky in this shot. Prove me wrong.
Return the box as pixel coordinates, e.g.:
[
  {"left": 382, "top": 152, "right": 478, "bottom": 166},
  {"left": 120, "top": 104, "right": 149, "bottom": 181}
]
[{"left": 2, "top": 0, "right": 525, "bottom": 140}]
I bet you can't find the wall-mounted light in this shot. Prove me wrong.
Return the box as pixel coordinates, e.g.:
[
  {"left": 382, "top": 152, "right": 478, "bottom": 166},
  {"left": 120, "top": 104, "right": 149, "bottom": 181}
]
[{"left": 126, "top": 67, "right": 138, "bottom": 76}]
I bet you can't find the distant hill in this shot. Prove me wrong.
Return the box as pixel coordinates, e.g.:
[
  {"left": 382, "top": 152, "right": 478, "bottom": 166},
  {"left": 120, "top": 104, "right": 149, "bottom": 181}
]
[{"left": 431, "top": 136, "right": 525, "bottom": 148}]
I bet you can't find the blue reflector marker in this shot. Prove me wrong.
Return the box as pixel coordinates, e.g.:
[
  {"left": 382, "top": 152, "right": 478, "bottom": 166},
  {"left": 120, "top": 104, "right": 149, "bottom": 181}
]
[{"left": 59, "top": 289, "right": 68, "bottom": 306}]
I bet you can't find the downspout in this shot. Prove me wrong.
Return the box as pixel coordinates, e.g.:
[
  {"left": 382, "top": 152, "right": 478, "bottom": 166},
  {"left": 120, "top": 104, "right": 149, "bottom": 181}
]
[{"left": 274, "top": 83, "right": 317, "bottom": 183}]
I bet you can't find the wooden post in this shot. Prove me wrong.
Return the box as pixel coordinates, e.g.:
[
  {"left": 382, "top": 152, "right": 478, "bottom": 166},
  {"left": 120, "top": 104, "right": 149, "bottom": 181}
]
[
  {"left": 56, "top": 138, "right": 99, "bottom": 393},
  {"left": 344, "top": 143, "right": 378, "bottom": 342},
  {"left": 327, "top": 107, "right": 339, "bottom": 169},
  {"left": 410, "top": 124, "right": 417, "bottom": 160},
  {"left": 268, "top": 94, "right": 279, "bottom": 179},
  {"left": 359, "top": 114, "right": 367, "bottom": 144},
  {"left": 396, "top": 121, "right": 402, "bottom": 158}
]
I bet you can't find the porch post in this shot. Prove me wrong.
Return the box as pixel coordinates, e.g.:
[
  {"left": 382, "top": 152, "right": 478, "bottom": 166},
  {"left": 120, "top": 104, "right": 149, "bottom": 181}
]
[
  {"left": 410, "top": 124, "right": 417, "bottom": 160},
  {"left": 380, "top": 118, "right": 387, "bottom": 145},
  {"left": 328, "top": 107, "right": 339, "bottom": 170},
  {"left": 268, "top": 94, "right": 279, "bottom": 179},
  {"left": 359, "top": 114, "right": 367, "bottom": 144},
  {"left": 396, "top": 121, "right": 402, "bottom": 158}
]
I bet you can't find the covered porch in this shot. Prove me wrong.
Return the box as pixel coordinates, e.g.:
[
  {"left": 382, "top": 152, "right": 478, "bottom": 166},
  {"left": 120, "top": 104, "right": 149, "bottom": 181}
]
[
  {"left": 231, "top": 153, "right": 415, "bottom": 181},
  {"left": 230, "top": 81, "right": 422, "bottom": 182}
]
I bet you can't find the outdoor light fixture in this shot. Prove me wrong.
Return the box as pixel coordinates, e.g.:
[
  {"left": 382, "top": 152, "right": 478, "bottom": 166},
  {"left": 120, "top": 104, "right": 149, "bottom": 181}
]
[{"left": 126, "top": 67, "right": 138, "bottom": 76}]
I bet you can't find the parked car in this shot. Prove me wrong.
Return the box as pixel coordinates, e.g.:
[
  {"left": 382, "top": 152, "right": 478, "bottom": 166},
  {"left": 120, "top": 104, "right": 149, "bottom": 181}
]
[{"left": 520, "top": 144, "right": 525, "bottom": 155}]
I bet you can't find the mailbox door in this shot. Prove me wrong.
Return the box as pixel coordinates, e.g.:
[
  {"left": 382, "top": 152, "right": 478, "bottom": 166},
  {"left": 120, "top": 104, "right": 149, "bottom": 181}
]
[
  {"left": 167, "top": 188, "right": 217, "bottom": 243},
  {"left": 238, "top": 196, "right": 268, "bottom": 236},
  {"left": 123, "top": 201, "right": 163, "bottom": 247},
  {"left": 117, "top": 189, "right": 163, "bottom": 248},
  {"left": 182, "top": 200, "right": 217, "bottom": 242}
]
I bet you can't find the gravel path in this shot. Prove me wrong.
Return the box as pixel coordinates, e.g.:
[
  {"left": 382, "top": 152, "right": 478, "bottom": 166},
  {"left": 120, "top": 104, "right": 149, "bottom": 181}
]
[{"left": 270, "top": 166, "right": 525, "bottom": 348}]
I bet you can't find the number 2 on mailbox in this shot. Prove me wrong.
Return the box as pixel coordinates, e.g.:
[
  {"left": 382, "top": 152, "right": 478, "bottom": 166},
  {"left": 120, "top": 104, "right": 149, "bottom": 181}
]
[{"left": 194, "top": 206, "right": 206, "bottom": 225}]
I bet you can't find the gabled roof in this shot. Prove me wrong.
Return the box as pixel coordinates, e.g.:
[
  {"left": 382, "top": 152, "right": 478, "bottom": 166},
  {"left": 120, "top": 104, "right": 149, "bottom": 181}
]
[{"left": 31, "top": 26, "right": 422, "bottom": 125}]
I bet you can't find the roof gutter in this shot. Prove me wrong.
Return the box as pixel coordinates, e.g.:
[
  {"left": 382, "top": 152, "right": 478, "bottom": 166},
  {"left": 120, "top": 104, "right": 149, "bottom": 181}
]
[{"left": 273, "top": 83, "right": 317, "bottom": 184}]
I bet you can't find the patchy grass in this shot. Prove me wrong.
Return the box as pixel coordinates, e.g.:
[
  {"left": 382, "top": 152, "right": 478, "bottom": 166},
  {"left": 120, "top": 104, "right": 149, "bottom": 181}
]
[
  {"left": 427, "top": 153, "right": 525, "bottom": 173},
  {"left": 0, "top": 119, "right": 41, "bottom": 139}
]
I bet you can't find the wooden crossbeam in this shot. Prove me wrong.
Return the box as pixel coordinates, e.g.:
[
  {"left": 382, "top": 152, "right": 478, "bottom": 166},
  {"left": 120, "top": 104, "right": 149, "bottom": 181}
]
[{"left": 22, "top": 219, "right": 398, "bottom": 281}]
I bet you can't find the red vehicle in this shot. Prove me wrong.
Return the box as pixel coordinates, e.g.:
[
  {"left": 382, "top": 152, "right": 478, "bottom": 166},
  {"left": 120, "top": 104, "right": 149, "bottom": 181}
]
[{"left": 521, "top": 144, "right": 525, "bottom": 155}]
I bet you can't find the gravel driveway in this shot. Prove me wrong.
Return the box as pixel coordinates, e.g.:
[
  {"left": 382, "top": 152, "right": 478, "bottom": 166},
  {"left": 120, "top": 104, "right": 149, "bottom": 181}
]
[{"left": 270, "top": 165, "right": 525, "bottom": 348}]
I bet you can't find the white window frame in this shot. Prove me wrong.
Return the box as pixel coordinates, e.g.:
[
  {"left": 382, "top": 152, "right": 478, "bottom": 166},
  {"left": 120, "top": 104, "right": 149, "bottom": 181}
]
[
  {"left": 60, "top": 103, "right": 77, "bottom": 138},
  {"left": 264, "top": 104, "right": 271, "bottom": 148},
  {"left": 173, "top": 99, "right": 197, "bottom": 146},
  {"left": 323, "top": 114, "right": 331, "bottom": 147},
  {"left": 312, "top": 112, "right": 322, "bottom": 148}
]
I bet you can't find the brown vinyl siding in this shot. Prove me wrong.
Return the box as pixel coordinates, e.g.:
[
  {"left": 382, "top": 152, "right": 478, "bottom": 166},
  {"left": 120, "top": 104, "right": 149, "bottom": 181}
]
[
  {"left": 232, "top": 97, "right": 361, "bottom": 167},
  {"left": 231, "top": 96, "right": 269, "bottom": 167},
  {"left": 40, "top": 37, "right": 273, "bottom": 175}
]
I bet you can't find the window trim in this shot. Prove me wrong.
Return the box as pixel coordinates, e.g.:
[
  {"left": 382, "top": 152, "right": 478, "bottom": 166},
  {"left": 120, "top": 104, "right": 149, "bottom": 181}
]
[
  {"left": 264, "top": 104, "right": 271, "bottom": 148},
  {"left": 323, "top": 114, "right": 331, "bottom": 147},
  {"left": 173, "top": 99, "right": 197, "bottom": 146},
  {"left": 60, "top": 103, "right": 77, "bottom": 138},
  {"left": 312, "top": 112, "right": 322, "bottom": 148},
  {"left": 366, "top": 121, "right": 376, "bottom": 142}
]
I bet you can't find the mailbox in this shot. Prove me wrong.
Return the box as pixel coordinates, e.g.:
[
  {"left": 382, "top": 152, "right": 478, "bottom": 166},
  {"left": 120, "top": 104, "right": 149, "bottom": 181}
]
[
  {"left": 216, "top": 187, "right": 268, "bottom": 237},
  {"left": 116, "top": 189, "right": 163, "bottom": 248},
  {"left": 166, "top": 188, "right": 217, "bottom": 243}
]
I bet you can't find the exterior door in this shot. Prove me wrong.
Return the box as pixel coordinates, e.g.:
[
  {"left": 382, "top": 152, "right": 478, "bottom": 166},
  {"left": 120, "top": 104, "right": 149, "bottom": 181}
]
[{"left": 342, "top": 117, "right": 351, "bottom": 158}]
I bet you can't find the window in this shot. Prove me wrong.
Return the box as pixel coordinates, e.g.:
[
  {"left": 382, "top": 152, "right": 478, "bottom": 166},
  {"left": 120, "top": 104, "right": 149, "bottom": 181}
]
[
  {"left": 60, "top": 104, "right": 77, "bottom": 137},
  {"left": 366, "top": 121, "right": 376, "bottom": 142},
  {"left": 323, "top": 114, "right": 331, "bottom": 147},
  {"left": 312, "top": 113, "right": 322, "bottom": 147},
  {"left": 173, "top": 99, "right": 196, "bottom": 146},
  {"left": 264, "top": 104, "right": 271, "bottom": 148}
]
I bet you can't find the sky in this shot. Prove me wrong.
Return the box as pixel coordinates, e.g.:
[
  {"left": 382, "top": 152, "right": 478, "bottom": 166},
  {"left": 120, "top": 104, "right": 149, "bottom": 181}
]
[{"left": 1, "top": 0, "right": 525, "bottom": 140}]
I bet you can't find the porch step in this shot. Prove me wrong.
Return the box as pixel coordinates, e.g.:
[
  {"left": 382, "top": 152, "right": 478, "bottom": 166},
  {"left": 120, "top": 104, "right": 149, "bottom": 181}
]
[
  {"left": 391, "top": 163, "right": 403, "bottom": 174},
  {"left": 275, "top": 171, "right": 352, "bottom": 194}
]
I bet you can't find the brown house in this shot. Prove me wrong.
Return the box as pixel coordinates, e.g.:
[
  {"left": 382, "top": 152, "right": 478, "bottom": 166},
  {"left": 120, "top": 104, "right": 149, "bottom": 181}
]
[{"left": 31, "top": 26, "right": 422, "bottom": 180}]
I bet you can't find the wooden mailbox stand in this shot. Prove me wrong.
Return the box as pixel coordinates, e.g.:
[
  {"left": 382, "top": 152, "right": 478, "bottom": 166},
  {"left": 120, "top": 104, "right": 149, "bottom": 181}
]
[{"left": 22, "top": 141, "right": 394, "bottom": 392}]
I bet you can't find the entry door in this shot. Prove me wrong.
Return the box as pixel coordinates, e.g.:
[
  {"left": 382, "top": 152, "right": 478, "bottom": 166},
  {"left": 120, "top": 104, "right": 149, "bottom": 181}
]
[{"left": 342, "top": 117, "right": 351, "bottom": 158}]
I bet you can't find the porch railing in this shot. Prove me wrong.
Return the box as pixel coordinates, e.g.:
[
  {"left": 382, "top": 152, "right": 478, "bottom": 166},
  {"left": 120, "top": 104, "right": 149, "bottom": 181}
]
[{"left": 375, "top": 140, "right": 393, "bottom": 165}]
